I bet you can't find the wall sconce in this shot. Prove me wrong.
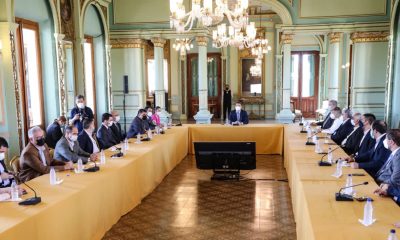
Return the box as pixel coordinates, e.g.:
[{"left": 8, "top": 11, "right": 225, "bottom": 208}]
[{"left": 341, "top": 62, "right": 350, "bottom": 69}]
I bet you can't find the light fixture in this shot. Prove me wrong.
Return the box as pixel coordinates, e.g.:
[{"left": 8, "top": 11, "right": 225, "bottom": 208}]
[
  {"left": 172, "top": 38, "right": 194, "bottom": 56},
  {"left": 250, "top": 63, "right": 262, "bottom": 77},
  {"left": 212, "top": 21, "right": 257, "bottom": 49},
  {"left": 170, "top": 0, "right": 249, "bottom": 33},
  {"left": 207, "top": 57, "right": 214, "bottom": 63},
  {"left": 250, "top": 7, "right": 272, "bottom": 59}
]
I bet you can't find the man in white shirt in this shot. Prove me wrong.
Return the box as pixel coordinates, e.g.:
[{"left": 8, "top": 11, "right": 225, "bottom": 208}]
[{"left": 321, "top": 107, "right": 342, "bottom": 135}]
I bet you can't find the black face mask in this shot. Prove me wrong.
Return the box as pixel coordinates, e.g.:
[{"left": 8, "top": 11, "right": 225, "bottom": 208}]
[
  {"left": 225, "top": 87, "right": 229, "bottom": 90},
  {"left": 36, "top": 138, "right": 46, "bottom": 146},
  {"left": 142, "top": 115, "right": 148, "bottom": 120}
]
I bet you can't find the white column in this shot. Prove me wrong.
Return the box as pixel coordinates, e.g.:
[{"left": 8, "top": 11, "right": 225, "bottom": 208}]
[
  {"left": 276, "top": 34, "right": 295, "bottom": 123},
  {"left": 319, "top": 53, "right": 328, "bottom": 106},
  {"left": 194, "top": 36, "right": 213, "bottom": 124},
  {"left": 105, "top": 44, "right": 113, "bottom": 111},
  {"left": 54, "top": 33, "right": 67, "bottom": 116},
  {"left": 327, "top": 32, "right": 341, "bottom": 102},
  {"left": 151, "top": 38, "right": 171, "bottom": 124}
]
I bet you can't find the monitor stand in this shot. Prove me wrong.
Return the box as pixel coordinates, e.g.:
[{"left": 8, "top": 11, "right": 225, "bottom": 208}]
[{"left": 211, "top": 169, "right": 240, "bottom": 181}]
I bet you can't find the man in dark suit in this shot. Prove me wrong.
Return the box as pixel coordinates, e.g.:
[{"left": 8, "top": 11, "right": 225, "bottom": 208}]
[
  {"left": 97, "top": 113, "right": 118, "bottom": 150},
  {"left": 143, "top": 107, "right": 156, "bottom": 131},
  {"left": 45, "top": 116, "right": 67, "bottom": 149},
  {"left": 0, "top": 137, "right": 13, "bottom": 188},
  {"left": 350, "top": 120, "right": 391, "bottom": 177},
  {"left": 223, "top": 84, "right": 232, "bottom": 121},
  {"left": 341, "top": 113, "right": 364, "bottom": 155},
  {"left": 127, "top": 109, "right": 147, "bottom": 138},
  {"left": 110, "top": 110, "right": 125, "bottom": 143},
  {"left": 331, "top": 108, "right": 354, "bottom": 145},
  {"left": 18, "top": 126, "right": 73, "bottom": 183},
  {"left": 312, "top": 99, "right": 337, "bottom": 129},
  {"left": 351, "top": 113, "right": 376, "bottom": 157},
  {"left": 54, "top": 125, "right": 97, "bottom": 164},
  {"left": 78, "top": 118, "right": 100, "bottom": 154},
  {"left": 69, "top": 95, "right": 94, "bottom": 133},
  {"left": 229, "top": 102, "right": 249, "bottom": 125}
]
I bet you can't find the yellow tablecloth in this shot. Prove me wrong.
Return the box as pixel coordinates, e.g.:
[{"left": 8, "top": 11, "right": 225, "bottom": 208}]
[
  {"left": 284, "top": 124, "right": 400, "bottom": 240},
  {"left": 0, "top": 127, "right": 188, "bottom": 240},
  {"left": 187, "top": 124, "right": 284, "bottom": 155}
]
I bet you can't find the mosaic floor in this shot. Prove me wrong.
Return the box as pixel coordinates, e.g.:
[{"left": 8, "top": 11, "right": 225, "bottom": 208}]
[{"left": 103, "top": 155, "right": 296, "bottom": 240}]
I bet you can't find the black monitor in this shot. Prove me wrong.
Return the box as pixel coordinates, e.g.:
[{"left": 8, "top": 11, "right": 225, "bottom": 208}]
[{"left": 194, "top": 142, "right": 256, "bottom": 171}]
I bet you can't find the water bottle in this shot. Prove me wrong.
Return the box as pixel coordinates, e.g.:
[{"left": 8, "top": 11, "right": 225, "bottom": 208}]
[
  {"left": 333, "top": 160, "right": 343, "bottom": 178},
  {"left": 301, "top": 117, "right": 304, "bottom": 124},
  {"left": 315, "top": 139, "right": 320, "bottom": 153},
  {"left": 327, "top": 146, "right": 333, "bottom": 163},
  {"left": 307, "top": 127, "right": 312, "bottom": 138},
  {"left": 124, "top": 138, "right": 129, "bottom": 150},
  {"left": 11, "top": 181, "right": 19, "bottom": 200},
  {"left": 136, "top": 133, "right": 141, "bottom": 144},
  {"left": 148, "top": 130, "right": 153, "bottom": 139},
  {"left": 155, "top": 126, "right": 160, "bottom": 135},
  {"left": 344, "top": 174, "right": 353, "bottom": 195},
  {"left": 362, "top": 198, "right": 374, "bottom": 225},
  {"left": 50, "top": 167, "right": 57, "bottom": 185},
  {"left": 324, "top": 133, "right": 329, "bottom": 144},
  {"left": 100, "top": 150, "right": 106, "bottom": 165},
  {"left": 77, "top": 159, "right": 83, "bottom": 173},
  {"left": 388, "top": 229, "right": 398, "bottom": 240}
]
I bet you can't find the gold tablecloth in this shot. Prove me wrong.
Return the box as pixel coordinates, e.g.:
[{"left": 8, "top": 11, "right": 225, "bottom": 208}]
[
  {"left": 284, "top": 125, "right": 400, "bottom": 240},
  {"left": 0, "top": 127, "right": 188, "bottom": 240},
  {"left": 187, "top": 124, "right": 284, "bottom": 155}
]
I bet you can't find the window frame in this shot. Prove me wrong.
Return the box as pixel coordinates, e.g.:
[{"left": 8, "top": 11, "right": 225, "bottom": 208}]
[{"left": 83, "top": 35, "right": 97, "bottom": 116}]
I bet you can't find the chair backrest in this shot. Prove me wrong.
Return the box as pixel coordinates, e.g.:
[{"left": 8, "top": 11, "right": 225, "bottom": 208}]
[
  {"left": 49, "top": 149, "right": 54, "bottom": 159},
  {"left": 9, "top": 156, "right": 20, "bottom": 174}
]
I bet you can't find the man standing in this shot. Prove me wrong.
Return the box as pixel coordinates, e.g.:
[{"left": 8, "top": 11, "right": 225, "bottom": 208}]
[
  {"left": 69, "top": 95, "right": 94, "bottom": 133},
  {"left": 45, "top": 116, "right": 67, "bottom": 148},
  {"left": 223, "top": 84, "right": 232, "bottom": 122}
]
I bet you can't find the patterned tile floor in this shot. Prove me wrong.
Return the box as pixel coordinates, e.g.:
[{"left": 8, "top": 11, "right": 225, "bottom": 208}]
[{"left": 103, "top": 155, "right": 296, "bottom": 240}]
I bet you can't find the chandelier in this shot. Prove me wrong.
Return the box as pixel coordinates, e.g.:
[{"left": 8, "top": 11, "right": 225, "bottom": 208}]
[
  {"left": 251, "top": 38, "right": 272, "bottom": 59},
  {"left": 170, "top": 0, "right": 249, "bottom": 33},
  {"left": 212, "top": 22, "right": 257, "bottom": 49},
  {"left": 172, "top": 38, "right": 194, "bottom": 56}
]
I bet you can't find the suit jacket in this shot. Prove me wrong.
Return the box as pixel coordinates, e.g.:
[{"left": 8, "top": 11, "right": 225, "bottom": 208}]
[
  {"left": 18, "top": 143, "right": 66, "bottom": 183},
  {"left": 70, "top": 106, "right": 94, "bottom": 133},
  {"left": 357, "top": 135, "right": 391, "bottom": 177},
  {"left": 45, "top": 121, "right": 63, "bottom": 149},
  {"left": 127, "top": 117, "right": 146, "bottom": 138},
  {"left": 0, "top": 160, "right": 11, "bottom": 188},
  {"left": 110, "top": 122, "right": 125, "bottom": 142},
  {"left": 78, "top": 130, "right": 99, "bottom": 154},
  {"left": 316, "top": 113, "right": 334, "bottom": 129},
  {"left": 342, "top": 127, "right": 364, "bottom": 155},
  {"left": 388, "top": 184, "right": 400, "bottom": 205},
  {"left": 331, "top": 119, "right": 354, "bottom": 145},
  {"left": 143, "top": 117, "right": 156, "bottom": 131},
  {"left": 229, "top": 110, "right": 249, "bottom": 124},
  {"left": 376, "top": 149, "right": 400, "bottom": 185},
  {"left": 54, "top": 137, "right": 90, "bottom": 164},
  {"left": 354, "top": 129, "right": 376, "bottom": 158},
  {"left": 96, "top": 124, "right": 118, "bottom": 150}
]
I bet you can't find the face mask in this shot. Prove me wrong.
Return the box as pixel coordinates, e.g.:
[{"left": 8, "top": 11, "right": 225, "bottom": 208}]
[
  {"left": 115, "top": 116, "right": 120, "bottom": 122},
  {"left": 77, "top": 103, "right": 85, "bottom": 109},
  {"left": 235, "top": 106, "right": 241, "bottom": 111},
  {"left": 143, "top": 115, "right": 148, "bottom": 120},
  {"left": 328, "top": 106, "right": 334, "bottom": 111},
  {"left": 330, "top": 113, "right": 335, "bottom": 119},
  {"left": 339, "top": 115, "right": 344, "bottom": 121},
  {"left": 70, "top": 135, "right": 78, "bottom": 142},
  {"left": 36, "top": 138, "right": 46, "bottom": 146},
  {"left": 0, "top": 152, "right": 5, "bottom": 160},
  {"left": 107, "top": 121, "right": 113, "bottom": 127},
  {"left": 147, "top": 112, "right": 153, "bottom": 117},
  {"left": 370, "top": 129, "right": 375, "bottom": 139},
  {"left": 351, "top": 119, "right": 355, "bottom": 126},
  {"left": 383, "top": 139, "right": 389, "bottom": 149},
  {"left": 157, "top": 111, "right": 161, "bottom": 115}
]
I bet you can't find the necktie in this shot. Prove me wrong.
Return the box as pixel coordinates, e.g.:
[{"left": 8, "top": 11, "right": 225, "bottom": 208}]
[{"left": 237, "top": 112, "right": 240, "bottom": 122}]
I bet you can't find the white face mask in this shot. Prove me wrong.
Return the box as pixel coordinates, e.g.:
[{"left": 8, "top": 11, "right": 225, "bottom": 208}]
[
  {"left": 0, "top": 152, "right": 5, "bottom": 160},
  {"left": 339, "top": 115, "right": 344, "bottom": 121},
  {"left": 235, "top": 106, "right": 241, "bottom": 111},
  {"left": 107, "top": 121, "right": 113, "bottom": 127},
  {"left": 383, "top": 138, "right": 389, "bottom": 149},
  {"left": 328, "top": 105, "right": 334, "bottom": 111},
  {"left": 77, "top": 103, "right": 85, "bottom": 109},
  {"left": 370, "top": 129, "right": 375, "bottom": 139},
  {"left": 115, "top": 116, "right": 121, "bottom": 122},
  {"left": 70, "top": 135, "right": 78, "bottom": 142},
  {"left": 148, "top": 112, "right": 153, "bottom": 117},
  {"left": 330, "top": 113, "right": 335, "bottom": 119},
  {"left": 351, "top": 119, "right": 355, "bottom": 126}
]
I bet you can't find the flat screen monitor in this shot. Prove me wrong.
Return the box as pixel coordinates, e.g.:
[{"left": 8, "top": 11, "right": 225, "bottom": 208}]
[{"left": 194, "top": 142, "right": 256, "bottom": 170}]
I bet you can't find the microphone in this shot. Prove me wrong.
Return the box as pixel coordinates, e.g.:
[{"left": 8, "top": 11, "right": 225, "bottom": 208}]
[
  {"left": 12, "top": 174, "right": 41, "bottom": 206},
  {"left": 84, "top": 158, "right": 100, "bottom": 172},
  {"left": 318, "top": 146, "right": 342, "bottom": 166},
  {"left": 305, "top": 131, "right": 319, "bottom": 146},
  {"left": 335, "top": 181, "right": 368, "bottom": 201}
]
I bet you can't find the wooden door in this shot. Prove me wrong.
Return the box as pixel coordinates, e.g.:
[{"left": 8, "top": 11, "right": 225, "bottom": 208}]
[
  {"left": 290, "top": 51, "right": 319, "bottom": 118},
  {"left": 187, "top": 53, "right": 222, "bottom": 119}
]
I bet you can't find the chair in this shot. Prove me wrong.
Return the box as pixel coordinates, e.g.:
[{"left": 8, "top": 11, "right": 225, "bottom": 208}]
[
  {"left": 290, "top": 101, "right": 303, "bottom": 122},
  {"left": 9, "top": 156, "right": 20, "bottom": 174},
  {"left": 49, "top": 149, "right": 54, "bottom": 159}
]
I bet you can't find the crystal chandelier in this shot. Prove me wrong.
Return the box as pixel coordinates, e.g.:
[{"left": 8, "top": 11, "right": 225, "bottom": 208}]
[
  {"left": 172, "top": 38, "right": 194, "bottom": 56},
  {"left": 170, "top": 0, "right": 249, "bottom": 33},
  {"left": 251, "top": 38, "right": 272, "bottom": 59},
  {"left": 250, "top": 61, "right": 262, "bottom": 77},
  {"left": 212, "top": 22, "right": 257, "bottom": 49}
]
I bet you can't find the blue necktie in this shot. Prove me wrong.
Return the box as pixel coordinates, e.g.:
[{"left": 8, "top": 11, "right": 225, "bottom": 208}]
[{"left": 237, "top": 111, "right": 240, "bottom": 122}]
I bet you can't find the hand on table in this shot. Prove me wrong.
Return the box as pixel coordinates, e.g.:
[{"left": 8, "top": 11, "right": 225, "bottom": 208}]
[
  {"left": 350, "top": 162, "right": 359, "bottom": 169},
  {"left": 1, "top": 172, "right": 13, "bottom": 181},
  {"left": 344, "top": 156, "right": 354, "bottom": 163},
  {"left": 64, "top": 161, "right": 74, "bottom": 170},
  {"left": 90, "top": 153, "right": 98, "bottom": 161}
]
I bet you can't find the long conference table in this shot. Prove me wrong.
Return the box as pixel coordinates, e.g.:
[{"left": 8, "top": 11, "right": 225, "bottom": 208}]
[{"left": 0, "top": 124, "right": 399, "bottom": 240}]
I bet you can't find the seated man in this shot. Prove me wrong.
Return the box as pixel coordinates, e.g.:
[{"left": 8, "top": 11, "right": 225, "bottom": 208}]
[
  {"left": 54, "top": 125, "right": 97, "bottom": 164},
  {"left": 375, "top": 129, "right": 400, "bottom": 185},
  {"left": 321, "top": 107, "right": 342, "bottom": 135},
  {"left": 78, "top": 119, "right": 100, "bottom": 154},
  {"left": 18, "top": 126, "right": 73, "bottom": 183},
  {"left": 127, "top": 109, "right": 147, "bottom": 138},
  {"left": 110, "top": 110, "right": 125, "bottom": 143},
  {"left": 143, "top": 107, "right": 156, "bottom": 131},
  {"left": 45, "top": 116, "right": 66, "bottom": 149},
  {"left": 97, "top": 113, "right": 118, "bottom": 150},
  {"left": 352, "top": 113, "right": 376, "bottom": 157},
  {"left": 331, "top": 108, "right": 354, "bottom": 145},
  {"left": 350, "top": 120, "right": 391, "bottom": 177},
  {"left": 229, "top": 102, "right": 249, "bottom": 125},
  {"left": 312, "top": 99, "right": 338, "bottom": 129},
  {"left": 341, "top": 113, "right": 364, "bottom": 155},
  {"left": 0, "top": 137, "right": 13, "bottom": 188}
]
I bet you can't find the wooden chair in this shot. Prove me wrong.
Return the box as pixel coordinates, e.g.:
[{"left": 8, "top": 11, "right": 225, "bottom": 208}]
[{"left": 9, "top": 156, "right": 20, "bottom": 175}]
